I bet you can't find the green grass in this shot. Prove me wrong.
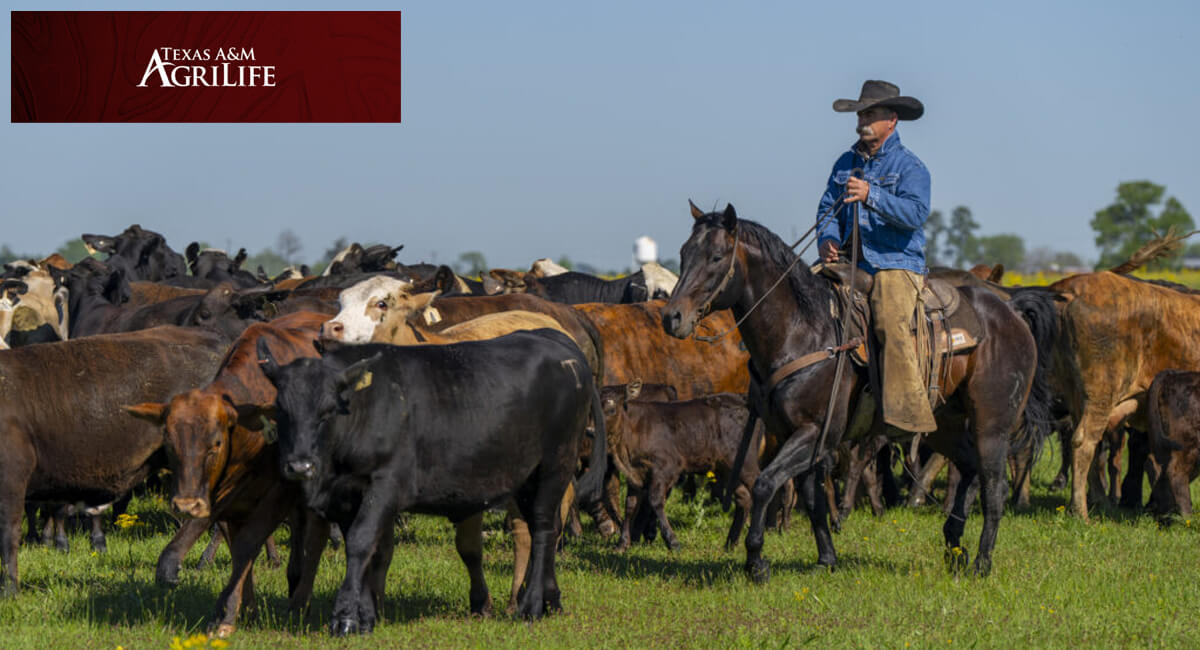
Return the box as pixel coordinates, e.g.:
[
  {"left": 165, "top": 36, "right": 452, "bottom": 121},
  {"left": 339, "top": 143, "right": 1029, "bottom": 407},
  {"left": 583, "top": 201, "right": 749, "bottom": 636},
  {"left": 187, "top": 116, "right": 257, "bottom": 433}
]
[{"left": 2, "top": 453, "right": 1198, "bottom": 649}]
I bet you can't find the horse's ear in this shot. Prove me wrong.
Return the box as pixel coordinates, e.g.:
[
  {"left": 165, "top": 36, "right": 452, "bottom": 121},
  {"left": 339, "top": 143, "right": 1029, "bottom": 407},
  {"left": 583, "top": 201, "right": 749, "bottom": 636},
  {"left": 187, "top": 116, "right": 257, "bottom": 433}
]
[
  {"left": 721, "top": 204, "right": 738, "bottom": 232},
  {"left": 689, "top": 199, "right": 704, "bottom": 220}
]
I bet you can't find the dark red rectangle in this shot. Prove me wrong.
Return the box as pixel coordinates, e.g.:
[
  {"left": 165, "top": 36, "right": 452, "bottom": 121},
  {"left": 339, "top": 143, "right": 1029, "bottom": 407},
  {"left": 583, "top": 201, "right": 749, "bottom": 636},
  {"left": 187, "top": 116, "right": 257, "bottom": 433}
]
[{"left": 12, "top": 11, "right": 401, "bottom": 122}]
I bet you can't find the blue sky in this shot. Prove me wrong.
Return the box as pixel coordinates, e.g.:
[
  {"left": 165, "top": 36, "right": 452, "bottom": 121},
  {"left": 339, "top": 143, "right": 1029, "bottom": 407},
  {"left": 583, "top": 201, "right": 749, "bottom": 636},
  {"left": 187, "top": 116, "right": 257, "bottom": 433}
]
[{"left": 4, "top": 1, "right": 1198, "bottom": 271}]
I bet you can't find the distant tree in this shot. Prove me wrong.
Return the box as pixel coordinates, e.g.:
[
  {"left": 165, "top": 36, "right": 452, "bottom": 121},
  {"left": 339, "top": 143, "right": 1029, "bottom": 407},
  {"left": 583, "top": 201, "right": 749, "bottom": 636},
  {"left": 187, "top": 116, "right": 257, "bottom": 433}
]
[
  {"left": 555, "top": 255, "right": 575, "bottom": 271},
  {"left": 244, "top": 248, "right": 288, "bottom": 278},
  {"left": 276, "top": 229, "right": 303, "bottom": 266},
  {"left": 455, "top": 251, "right": 488, "bottom": 277},
  {"left": 976, "top": 234, "right": 1026, "bottom": 270},
  {"left": 942, "top": 206, "right": 980, "bottom": 268},
  {"left": 924, "top": 209, "right": 946, "bottom": 266},
  {"left": 660, "top": 258, "right": 680, "bottom": 274},
  {"left": 1091, "top": 180, "right": 1194, "bottom": 270},
  {"left": 1052, "top": 251, "right": 1084, "bottom": 269},
  {"left": 0, "top": 244, "right": 29, "bottom": 265},
  {"left": 55, "top": 239, "right": 100, "bottom": 264}
]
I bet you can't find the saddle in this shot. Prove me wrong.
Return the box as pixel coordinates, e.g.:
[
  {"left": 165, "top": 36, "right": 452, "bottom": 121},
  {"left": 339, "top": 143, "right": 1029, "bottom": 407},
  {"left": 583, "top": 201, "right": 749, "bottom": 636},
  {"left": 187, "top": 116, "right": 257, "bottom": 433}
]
[{"left": 815, "top": 262, "right": 984, "bottom": 408}]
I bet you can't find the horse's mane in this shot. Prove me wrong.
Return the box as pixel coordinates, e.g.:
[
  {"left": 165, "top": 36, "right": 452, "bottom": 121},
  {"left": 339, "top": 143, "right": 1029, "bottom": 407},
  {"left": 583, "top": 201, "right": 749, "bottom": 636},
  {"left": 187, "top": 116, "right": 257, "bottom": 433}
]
[{"left": 731, "top": 218, "right": 828, "bottom": 317}]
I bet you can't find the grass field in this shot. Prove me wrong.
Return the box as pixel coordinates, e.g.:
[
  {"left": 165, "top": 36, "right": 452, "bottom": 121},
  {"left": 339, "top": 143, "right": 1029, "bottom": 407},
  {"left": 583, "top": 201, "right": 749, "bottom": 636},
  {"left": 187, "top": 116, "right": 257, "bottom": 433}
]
[{"left": 2, "top": 452, "right": 1197, "bottom": 649}]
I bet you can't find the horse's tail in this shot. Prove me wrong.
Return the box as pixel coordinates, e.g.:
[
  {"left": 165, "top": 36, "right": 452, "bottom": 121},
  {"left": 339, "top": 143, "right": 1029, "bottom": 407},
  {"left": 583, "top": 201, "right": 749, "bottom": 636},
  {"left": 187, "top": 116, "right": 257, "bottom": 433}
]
[{"left": 1007, "top": 287, "right": 1060, "bottom": 457}]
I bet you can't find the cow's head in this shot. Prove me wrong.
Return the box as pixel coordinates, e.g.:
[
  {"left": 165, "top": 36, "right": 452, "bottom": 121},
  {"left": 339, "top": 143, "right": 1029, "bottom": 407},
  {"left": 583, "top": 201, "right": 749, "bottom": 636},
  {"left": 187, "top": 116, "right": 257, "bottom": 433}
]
[
  {"left": 124, "top": 392, "right": 265, "bottom": 519},
  {"left": 258, "top": 338, "right": 379, "bottom": 481},
  {"left": 321, "top": 275, "right": 413, "bottom": 343},
  {"left": 487, "top": 268, "right": 530, "bottom": 294}
]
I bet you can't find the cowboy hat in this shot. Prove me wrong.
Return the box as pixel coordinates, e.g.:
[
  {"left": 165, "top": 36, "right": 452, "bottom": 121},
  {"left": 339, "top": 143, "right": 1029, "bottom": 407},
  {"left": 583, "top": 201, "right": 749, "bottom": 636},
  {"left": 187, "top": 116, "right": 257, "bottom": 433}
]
[{"left": 833, "top": 80, "right": 924, "bottom": 121}]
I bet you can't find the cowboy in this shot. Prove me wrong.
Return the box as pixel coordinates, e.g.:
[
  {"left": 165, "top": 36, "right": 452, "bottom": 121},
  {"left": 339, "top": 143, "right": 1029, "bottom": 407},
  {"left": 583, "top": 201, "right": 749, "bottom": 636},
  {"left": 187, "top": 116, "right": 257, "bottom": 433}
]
[{"left": 816, "top": 80, "right": 936, "bottom": 433}]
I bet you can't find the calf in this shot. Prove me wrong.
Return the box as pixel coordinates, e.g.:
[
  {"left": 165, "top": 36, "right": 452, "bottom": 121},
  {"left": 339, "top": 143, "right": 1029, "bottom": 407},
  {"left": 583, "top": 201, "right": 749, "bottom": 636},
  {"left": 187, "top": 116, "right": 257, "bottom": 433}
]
[
  {"left": 490, "top": 269, "right": 650, "bottom": 304},
  {"left": 1147, "top": 369, "right": 1200, "bottom": 519},
  {"left": 0, "top": 326, "right": 227, "bottom": 594},
  {"left": 601, "top": 386, "right": 760, "bottom": 552},
  {"left": 256, "top": 329, "right": 606, "bottom": 634}
]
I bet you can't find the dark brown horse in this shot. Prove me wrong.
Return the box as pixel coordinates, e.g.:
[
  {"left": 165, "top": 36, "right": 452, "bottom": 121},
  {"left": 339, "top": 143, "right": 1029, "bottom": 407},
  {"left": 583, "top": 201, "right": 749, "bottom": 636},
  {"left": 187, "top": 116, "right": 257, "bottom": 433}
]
[{"left": 662, "top": 204, "right": 1048, "bottom": 578}]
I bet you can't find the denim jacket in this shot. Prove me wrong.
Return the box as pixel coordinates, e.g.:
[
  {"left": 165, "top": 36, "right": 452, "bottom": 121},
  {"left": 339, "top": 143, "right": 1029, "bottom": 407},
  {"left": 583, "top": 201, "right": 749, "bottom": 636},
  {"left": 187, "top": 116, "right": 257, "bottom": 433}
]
[{"left": 815, "top": 131, "right": 931, "bottom": 275}]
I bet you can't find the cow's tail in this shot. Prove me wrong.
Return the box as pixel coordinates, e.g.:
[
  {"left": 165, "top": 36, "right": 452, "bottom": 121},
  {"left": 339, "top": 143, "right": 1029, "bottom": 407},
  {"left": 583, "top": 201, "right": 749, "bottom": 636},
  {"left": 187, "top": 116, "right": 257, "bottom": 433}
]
[
  {"left": 574, "top": 381, "right": 608, "bottom": 505},
  {"left": 1007, "top": 287, "right": 1059, "bottom": 457},
  {"left": 1147, "top": 372, "right": 1183, "bottom": 455}
]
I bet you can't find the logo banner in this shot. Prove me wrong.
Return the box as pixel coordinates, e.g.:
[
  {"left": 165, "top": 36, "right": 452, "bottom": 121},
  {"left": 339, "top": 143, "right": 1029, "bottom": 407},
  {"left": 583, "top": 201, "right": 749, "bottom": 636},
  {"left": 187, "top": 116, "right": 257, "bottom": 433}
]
[{"left": 11, "top": 11, "right": 402, "bottom": 122}]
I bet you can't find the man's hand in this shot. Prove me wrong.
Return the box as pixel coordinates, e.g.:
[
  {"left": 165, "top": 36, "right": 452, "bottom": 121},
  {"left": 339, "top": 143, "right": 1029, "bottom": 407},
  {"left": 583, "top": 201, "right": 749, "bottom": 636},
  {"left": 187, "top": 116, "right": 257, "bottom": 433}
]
[
  {"left": 820, "top": 240, "right": 840, "bottom": 263},
  {"left": 845, "top": 177, "right": 870, "bottom": 203}
]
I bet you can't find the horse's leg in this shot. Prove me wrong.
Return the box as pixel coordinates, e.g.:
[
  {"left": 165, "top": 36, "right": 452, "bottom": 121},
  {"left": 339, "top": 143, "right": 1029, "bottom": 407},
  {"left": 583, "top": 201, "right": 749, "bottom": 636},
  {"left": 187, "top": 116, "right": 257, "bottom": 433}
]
[
  {"left": 862, "top": 438, "right": 885, "bottom": 517},
  {"left": 745, "top": 423, "right": 824, "bottom": 583},
  {"left": 878, "top": 442, "right": 901, "bottom": 508},
  {"left": 799, "top": 463, "right": 836, "bottom": 569},
  {"left": 972, "top": 429, "right": 1009, "bottom": 577},
  {"left": 836, "top": 441, "right": 868, "bottom": 527},
  {"left": 1008, "top": 442, "right": 1033, "bottom": 509},
  {"left": 942, "top": 461, "right": 962, "bottom": 516},
  {"left": 942, "top": 460, "right": 977, "bottom": 574}
]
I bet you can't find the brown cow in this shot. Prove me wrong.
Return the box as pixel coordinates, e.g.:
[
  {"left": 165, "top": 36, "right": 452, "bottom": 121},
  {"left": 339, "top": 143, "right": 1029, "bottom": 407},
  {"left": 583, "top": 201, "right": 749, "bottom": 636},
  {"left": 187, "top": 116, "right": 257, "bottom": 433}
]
[
  {"left": 0, "top": 326, "right": 227, "bottom": 594},
  {"left": 123, "top": 312, "right": 332, "bottom": 637},
  {"left": 1044, "top": 272, "right": 1200, "bottom": 519},
  {"left": 1146, "top": 369, "right": 1200, "bottom": 519},
  {"left": 601, "top": 386, "right": 760, "bottom": 552}
]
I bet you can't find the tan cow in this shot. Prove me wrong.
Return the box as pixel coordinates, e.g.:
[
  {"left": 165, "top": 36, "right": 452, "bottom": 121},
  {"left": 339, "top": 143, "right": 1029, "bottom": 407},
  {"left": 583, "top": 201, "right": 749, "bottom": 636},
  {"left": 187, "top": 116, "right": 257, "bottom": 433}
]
[{"left": 0, "top": 259, "right": 69, "bottom": 345}]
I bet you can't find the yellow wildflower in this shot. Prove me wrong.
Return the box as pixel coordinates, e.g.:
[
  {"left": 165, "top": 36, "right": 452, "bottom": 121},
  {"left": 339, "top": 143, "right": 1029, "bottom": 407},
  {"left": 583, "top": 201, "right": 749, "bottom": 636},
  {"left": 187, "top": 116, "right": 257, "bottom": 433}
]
[
  {"left": 115, "top": 513, "right": 139, "bottom": 529},
  {"left": 210, "top": 641, "right": 229, "bottom": 649}
]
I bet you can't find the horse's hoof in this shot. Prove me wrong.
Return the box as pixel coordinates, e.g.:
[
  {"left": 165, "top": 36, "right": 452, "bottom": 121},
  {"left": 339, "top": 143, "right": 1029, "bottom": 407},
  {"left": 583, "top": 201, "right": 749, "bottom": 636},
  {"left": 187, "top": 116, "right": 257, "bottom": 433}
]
[
  {"left": 746, "top": 558, "right": 771, "bottom": 584},
  {"left": 330, "top": 616, "right": 359, "bottom": 637},
  {"left": 518, "top": 598, "right": 545, "bottom": 621},
  {"left": 944, "top": 546, "right": 969, "bottom": 574}
]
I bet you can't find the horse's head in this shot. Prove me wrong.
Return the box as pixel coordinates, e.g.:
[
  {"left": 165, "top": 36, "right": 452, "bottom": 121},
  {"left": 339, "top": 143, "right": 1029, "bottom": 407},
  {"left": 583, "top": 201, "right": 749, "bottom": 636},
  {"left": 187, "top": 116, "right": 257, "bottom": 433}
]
[{"left": 663, "top": 201, "right": 744, "bottom": 338}]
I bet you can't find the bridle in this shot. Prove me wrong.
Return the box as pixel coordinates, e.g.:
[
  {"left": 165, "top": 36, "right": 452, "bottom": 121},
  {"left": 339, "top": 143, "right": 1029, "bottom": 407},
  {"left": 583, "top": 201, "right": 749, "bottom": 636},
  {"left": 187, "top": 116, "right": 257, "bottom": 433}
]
[{"left": 691, "top": 225, "right": 741, "bottom": 326}]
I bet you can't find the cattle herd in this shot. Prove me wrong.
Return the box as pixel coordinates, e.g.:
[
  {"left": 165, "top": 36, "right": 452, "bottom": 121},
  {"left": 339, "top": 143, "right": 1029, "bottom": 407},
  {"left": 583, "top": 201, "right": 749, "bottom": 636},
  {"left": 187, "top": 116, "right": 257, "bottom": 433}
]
[{"left": 0, "top": 217, "right": 1197, "bottom": 638}]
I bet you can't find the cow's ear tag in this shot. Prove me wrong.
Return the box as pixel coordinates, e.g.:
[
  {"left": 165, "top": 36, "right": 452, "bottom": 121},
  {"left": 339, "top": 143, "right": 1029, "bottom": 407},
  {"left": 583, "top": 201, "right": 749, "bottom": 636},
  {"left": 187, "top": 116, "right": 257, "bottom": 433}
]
[
  {"left": 423, "top": 307, "right": 442, "bottom": 325},
  {"left": 261, "top": 416, "right": 278, "bottom": 444},
  {"left": 354, "top": 371, "right": 373, "bottom": 391}
]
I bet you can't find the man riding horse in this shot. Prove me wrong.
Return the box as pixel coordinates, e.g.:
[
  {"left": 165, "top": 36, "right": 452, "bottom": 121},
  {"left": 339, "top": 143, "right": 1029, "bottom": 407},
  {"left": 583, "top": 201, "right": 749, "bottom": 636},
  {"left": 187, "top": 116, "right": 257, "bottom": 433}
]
[{"left": 816, "top": 79, "right": 936, "bottom": 435}]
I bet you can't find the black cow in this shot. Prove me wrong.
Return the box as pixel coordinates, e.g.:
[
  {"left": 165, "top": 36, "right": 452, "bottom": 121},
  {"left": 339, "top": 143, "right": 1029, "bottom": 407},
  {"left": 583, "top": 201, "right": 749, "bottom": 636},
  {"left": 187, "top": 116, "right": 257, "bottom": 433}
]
[
  {"left": 81, "top": 224, "right": 188, "bottom": 282},
  {"left": 491, "top": 269, "right": 650, "bottom": 304},
  {"left": 253, "top": 328, "right": 606, "bottom": 634},
  {"left": 185, "top": 244, "right": 262, "bottom": 289},
  {"left": 0, "top": 326, "right": 228, "bottom": 594},
  {"left": 1147, "top": 369, "right": 1200, "bottom": 519}
]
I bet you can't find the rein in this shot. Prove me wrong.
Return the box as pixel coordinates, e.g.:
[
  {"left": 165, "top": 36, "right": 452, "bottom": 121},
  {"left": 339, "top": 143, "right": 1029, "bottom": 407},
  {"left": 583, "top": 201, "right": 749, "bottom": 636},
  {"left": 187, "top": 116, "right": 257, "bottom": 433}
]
[{"left": 694, "top": 190, "right": 848, "bottom": 344}]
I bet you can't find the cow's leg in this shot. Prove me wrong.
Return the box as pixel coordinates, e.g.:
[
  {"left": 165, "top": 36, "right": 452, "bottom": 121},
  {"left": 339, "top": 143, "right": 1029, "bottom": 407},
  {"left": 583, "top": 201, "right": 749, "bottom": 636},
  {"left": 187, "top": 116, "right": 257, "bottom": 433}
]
[
  {"left": 208, "top": 490, "right": 293, "bottom": 638},
  {"left": 1008, "top": 442, "right": 1033, "bottom": 509},
  {"left": 452, "top": 512, "right": 492, "bottom": 617},
  {"left": 330, "top": 493, "right": 396, "bottom": 637},
  {"left": 822, "top": 474, "right": 840, "bottom": 533},
  {"left": 23, "top": 503, "right": 41, "bottom": 546},
  {"left": 357, "top": 522, "right": 395, "bottom": 634},
  {"left": 647, "top": 472, "right": 681, "bottom": 551},
  {"left": 1106, "top": 427, "right": 1125, "bottom": 503},
  {"left": 878, "top": 443, "right": 901, "bottom": 508},
  {"left": 725, "top": 484, "right": 752, "bottom": 551},
  {"left": 50, "top": 506, "right": 69, "bottom": 552},
  {"left": 505, "top": 502, "right": 529, "bottom": 615},
  {"left": 907, "top": 451, "right": 947, "bottom": 507},
  {"left": 263, "top": 533, "right": 281, "bottom": 569},
  {"left": 614, "top": 485, "right": 640, "bottom": 553},
  {"left": 156, "top": 517, "right": 210, "bottom": 587},
  {"left": 286, "top": 508, "right": 329, "bottom": 614},
  {"left": 1119, "top": 429, "right": 1148, "bottom": 510},
  {"left": 1, "top": 436, "right": 34, "bottom": 596},
  {"left": 773, "top": 478, "right": 795, "bottom": 532},
  {"left": 1070, "top": 410, "right": 1108, "bottom": 520},
  {"left": 862, "top": 444, "right": 885, "bottom": 517},
  {"left": 942, "top": 462, "right": 962, "bottom": 516},
  {"left": 836, "top": 441, "right": 869, "bottom": 527},
  {"left": 516, "top": 467, "right": 572, "bottom": 620},
  {"left": 88, "top": 513, "right": 107, "bottom": 553},
  {"left": 198, "top": 522, "right": 225, "bottom": 570},
  {"left": 744, "top": 423, "right": 827, "bottom": 583}
]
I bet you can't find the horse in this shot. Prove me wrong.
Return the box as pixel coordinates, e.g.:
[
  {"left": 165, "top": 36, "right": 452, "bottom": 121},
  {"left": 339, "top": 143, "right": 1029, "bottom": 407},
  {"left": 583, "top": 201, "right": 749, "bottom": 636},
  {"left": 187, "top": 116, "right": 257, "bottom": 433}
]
[{"left": 662, "top": 202, "right": 1049, "bottom": 579}]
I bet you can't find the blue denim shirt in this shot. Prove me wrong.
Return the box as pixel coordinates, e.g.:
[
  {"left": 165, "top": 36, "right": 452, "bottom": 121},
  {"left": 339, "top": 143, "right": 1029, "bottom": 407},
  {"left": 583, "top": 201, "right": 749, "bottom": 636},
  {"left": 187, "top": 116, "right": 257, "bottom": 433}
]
[{"left": 815, "top": 131, "right": 931, "bottom": 275}]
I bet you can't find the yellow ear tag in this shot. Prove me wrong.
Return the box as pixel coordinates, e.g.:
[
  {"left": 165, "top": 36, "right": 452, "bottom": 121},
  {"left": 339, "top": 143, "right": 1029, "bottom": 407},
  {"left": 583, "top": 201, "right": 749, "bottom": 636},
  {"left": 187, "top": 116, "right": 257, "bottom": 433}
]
[
  {"left": 423, "top": 307, "right": 442, "bottom": 325},
  {"left": 354, "top": 371, "right": 373, "bottom": 391}
]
